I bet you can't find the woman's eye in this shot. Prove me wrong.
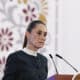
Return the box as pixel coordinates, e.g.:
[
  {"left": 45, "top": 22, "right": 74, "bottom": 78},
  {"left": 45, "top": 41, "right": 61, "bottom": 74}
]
[
  {"left": 44, "top": 32, "right": 47, "bottom": 37},
  {"left": 37, "top": 31, "right": 47, "bottom": 37},
  {"left": 37, "top": 31, "right": 42, "bottom": 35}
]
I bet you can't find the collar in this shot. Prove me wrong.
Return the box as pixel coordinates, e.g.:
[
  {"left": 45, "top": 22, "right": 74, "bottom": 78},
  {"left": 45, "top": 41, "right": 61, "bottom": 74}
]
[{"left": 22, "top": 47, "right": 38, "bottom": 56}]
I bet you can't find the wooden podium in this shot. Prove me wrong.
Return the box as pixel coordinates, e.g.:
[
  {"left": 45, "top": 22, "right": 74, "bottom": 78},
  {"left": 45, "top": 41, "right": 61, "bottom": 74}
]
[{"left": 53, "top": 74, "right": 73, "bottom": 80}]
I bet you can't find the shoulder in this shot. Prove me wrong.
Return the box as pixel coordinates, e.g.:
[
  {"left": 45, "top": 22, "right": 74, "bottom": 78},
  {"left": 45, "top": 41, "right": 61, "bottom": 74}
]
[
  {"left": 7, "top": 50, "right": 25, "bottom": 61},
  {"left": 8, "top": 50, "right": 23, "bottom": 57}
]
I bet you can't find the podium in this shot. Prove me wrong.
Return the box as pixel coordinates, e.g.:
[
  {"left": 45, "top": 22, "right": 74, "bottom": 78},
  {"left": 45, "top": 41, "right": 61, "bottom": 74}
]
[{"left": 53, "top": 74, "right": 73, "bottom": 80}]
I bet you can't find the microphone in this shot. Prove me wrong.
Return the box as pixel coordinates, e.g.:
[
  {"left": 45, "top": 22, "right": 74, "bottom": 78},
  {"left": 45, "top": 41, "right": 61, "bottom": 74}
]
[
  {"left": 56, "top": 54, "right": 78, "bottom": 72},
  {"left": 49, "top": 54, "right": 58, "bottom": 74}
]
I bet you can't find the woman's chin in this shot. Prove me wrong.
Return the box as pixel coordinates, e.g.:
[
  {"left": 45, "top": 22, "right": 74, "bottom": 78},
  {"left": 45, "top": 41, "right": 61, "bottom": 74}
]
[
  {"left": 38, "top": 45, "right": 44, "bottom": 49},
  {"left": 35, "top": 45, "right": 43, "bottom": 49}
]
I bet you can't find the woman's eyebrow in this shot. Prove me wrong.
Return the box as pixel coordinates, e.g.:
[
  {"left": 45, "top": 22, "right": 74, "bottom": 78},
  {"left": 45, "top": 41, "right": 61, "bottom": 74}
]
[{"left": 37, "top": 30, "right": 47, "bottom": 32}]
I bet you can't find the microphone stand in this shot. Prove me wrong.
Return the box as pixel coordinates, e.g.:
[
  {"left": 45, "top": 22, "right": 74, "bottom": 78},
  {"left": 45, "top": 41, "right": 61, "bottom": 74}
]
[
  {"left": 49, "top": 54, "right": 58, "bottom": 74},
  {"left": 62, "top": 57, "right": 78, "bottom": 72},
  {"left": 56, "top": 54, "right": 78, "bottom": 72}
]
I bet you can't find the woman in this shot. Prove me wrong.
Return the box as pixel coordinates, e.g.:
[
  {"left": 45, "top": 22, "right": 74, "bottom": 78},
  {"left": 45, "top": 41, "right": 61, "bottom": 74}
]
[{"left": 2, "top": 20, "right": 48, "bottom": 80}]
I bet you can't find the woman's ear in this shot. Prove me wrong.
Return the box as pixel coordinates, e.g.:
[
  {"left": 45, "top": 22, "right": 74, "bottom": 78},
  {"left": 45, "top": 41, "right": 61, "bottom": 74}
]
[{"left": 25, "top": 31, "right": 30, "bottom": 39}]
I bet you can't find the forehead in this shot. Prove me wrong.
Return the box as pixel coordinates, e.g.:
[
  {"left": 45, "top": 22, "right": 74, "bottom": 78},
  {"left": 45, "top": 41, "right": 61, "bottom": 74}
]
[{"left": 33, "top": 24, "right": 47, "bottom": 32}]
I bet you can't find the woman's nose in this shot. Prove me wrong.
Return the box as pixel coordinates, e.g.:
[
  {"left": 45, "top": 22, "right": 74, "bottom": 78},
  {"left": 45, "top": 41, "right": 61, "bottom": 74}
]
[{"left": 41, "top": 34, "right": 46, "bottom": 40}]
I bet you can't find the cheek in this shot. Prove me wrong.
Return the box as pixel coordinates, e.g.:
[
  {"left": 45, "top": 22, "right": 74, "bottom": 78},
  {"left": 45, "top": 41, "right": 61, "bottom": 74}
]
[{"left": 30, "top": 35, "right": 38, "bottom": 43}]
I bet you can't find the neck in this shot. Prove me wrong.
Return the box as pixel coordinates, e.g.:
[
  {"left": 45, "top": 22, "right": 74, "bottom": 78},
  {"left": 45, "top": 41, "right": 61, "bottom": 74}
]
[{"left": 27, "top": 45, "right": 38, "bottom": 51}]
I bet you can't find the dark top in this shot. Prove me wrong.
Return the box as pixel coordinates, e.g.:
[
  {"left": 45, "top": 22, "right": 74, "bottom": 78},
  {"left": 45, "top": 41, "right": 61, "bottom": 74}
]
[{"left": 2, "top": 50, "right": 48, "bottom": 80}]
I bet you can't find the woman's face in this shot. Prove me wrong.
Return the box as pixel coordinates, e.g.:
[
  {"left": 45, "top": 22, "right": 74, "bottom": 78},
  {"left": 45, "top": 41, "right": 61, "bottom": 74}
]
[{"left": 26, "top": 23, "right": 47, "bottom": 51}]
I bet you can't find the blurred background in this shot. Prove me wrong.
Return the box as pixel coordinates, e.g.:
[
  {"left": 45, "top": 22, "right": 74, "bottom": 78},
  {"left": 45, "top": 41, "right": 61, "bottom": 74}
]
[{"left": 0, "top": 0, "right": 80, "bottom": 79}]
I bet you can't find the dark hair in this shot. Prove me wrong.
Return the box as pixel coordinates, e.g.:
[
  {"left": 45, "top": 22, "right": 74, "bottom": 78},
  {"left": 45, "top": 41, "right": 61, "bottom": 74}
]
[{"left": 23, "top": 20, "right": 46, "bottom": 48}]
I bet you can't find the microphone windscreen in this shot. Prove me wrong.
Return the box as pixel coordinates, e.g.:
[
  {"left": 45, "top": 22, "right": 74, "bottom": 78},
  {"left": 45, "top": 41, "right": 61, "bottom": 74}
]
[
  {"left": 49, "top": 54, "right": 53, "bottom": 59},
  {"left": 56, "top": 54, "right": 63, "bottom": 59}
]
